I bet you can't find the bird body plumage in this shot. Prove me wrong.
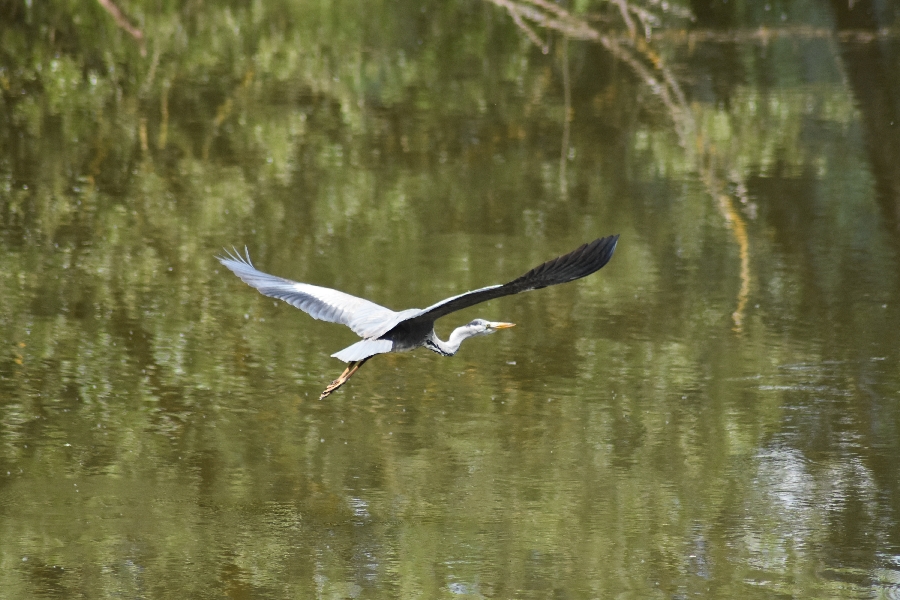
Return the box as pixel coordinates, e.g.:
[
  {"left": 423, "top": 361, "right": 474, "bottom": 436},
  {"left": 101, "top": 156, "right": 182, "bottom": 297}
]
[{"left": 219, "top": 234, "right": 618, "bottom": 398}]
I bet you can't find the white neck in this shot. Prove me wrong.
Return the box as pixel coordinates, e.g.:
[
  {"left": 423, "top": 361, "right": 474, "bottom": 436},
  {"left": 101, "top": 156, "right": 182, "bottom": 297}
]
[{"left": 428, "top": 325, "right": 482, "bottom": 356}]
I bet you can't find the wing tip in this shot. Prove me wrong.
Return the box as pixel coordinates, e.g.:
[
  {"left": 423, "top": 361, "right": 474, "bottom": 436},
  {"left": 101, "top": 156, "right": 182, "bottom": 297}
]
[
  {"left": 217, "top": 245, "right": 254, "bottom": 268},
  {"left": 516, "top": 233, "right": 619, "bottom": 286}
]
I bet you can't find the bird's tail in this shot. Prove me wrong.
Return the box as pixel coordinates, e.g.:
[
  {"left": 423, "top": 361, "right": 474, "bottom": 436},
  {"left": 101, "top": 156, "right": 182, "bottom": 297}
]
[{"left": 320, "top": 358, "right": 370, "bottom": 399}]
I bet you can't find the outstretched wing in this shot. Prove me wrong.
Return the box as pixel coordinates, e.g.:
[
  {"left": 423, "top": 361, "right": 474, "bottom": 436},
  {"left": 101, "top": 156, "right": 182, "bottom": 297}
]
[
  {"left": 218, "top": 248, "right": 403, "bottom": 339},
  {"left": 406, "top": 234, "right": 619, "bottom": 324}
]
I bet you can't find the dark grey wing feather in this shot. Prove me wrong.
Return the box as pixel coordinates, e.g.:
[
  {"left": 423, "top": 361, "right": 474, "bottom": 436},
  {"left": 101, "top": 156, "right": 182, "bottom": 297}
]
[
  {"left": 407, "top": 234, "right": 619, "bottom": 324},
  {"left": 218, "top": 248, "right": 402, "bottom": 339}
]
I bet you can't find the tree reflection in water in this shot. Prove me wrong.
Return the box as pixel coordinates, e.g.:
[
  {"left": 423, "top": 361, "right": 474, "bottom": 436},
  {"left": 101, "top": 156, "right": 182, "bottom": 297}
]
[{"left": 1, "top": 0, "right": 900, "bottom": 597}]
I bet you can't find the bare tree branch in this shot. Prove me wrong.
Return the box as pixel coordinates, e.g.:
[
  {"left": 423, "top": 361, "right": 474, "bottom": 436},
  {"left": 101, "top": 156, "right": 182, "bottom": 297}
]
[
  {"left": 96, "top": 0, "right": 146, "bottom": 55},
  {"left": 483, "top": 0, "right": 755, "bottom": 330}
]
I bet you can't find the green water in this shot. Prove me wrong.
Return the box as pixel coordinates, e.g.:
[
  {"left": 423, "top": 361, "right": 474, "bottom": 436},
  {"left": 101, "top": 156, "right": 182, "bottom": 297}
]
[{"left": 2, "top": 0, "right": 900, "bottom": 597}]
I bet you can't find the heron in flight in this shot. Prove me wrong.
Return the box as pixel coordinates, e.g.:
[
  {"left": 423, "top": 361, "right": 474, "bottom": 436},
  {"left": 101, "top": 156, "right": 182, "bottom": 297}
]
[{"left": 219, "top": 235, "right": 618, "bottom": 398}]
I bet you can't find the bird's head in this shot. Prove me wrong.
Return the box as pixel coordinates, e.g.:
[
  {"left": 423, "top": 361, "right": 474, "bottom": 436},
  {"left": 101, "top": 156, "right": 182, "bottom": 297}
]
[
  {"left": 440, "top": 319, "right": 516, "bottom": 356},
  {"left": 461, "top": 318, "right": 516, "bottom": 338}
]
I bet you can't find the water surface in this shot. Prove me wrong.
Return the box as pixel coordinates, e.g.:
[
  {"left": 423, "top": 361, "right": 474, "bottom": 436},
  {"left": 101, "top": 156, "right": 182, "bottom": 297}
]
[{"left": 2, "top": 1, "right": 900, "bottom": 597}]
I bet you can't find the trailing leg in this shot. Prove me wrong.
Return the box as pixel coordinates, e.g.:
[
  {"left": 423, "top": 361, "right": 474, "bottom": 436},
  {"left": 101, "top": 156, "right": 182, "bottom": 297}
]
[{"left": 320, "top": 358, "right": 369, "bottom": 399}]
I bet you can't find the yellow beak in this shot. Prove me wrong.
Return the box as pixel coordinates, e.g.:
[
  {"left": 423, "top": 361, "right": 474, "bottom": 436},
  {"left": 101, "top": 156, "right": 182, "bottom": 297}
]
[{"left": 490, "top": 322, "right": 516, "bottom": 329}]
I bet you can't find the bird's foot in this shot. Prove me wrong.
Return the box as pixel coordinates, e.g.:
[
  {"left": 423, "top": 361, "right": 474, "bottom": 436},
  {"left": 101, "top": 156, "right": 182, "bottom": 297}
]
[{"left": 319, "top": 358, "right": 368, "bottom": 399}]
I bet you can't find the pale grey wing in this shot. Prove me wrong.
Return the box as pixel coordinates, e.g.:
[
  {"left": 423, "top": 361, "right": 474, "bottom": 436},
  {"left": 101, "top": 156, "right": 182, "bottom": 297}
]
[
  {"left": 331, "top": 339, "right": 394, "bottom": 362},
  {"left": 218, "top": 248, "right": 401, "bottom": 339}
]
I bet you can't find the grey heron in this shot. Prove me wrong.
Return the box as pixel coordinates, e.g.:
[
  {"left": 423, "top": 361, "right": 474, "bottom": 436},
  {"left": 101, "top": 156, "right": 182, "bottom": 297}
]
[{"left": 219, "top": 235, "right": 618, "bottom": 398}]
